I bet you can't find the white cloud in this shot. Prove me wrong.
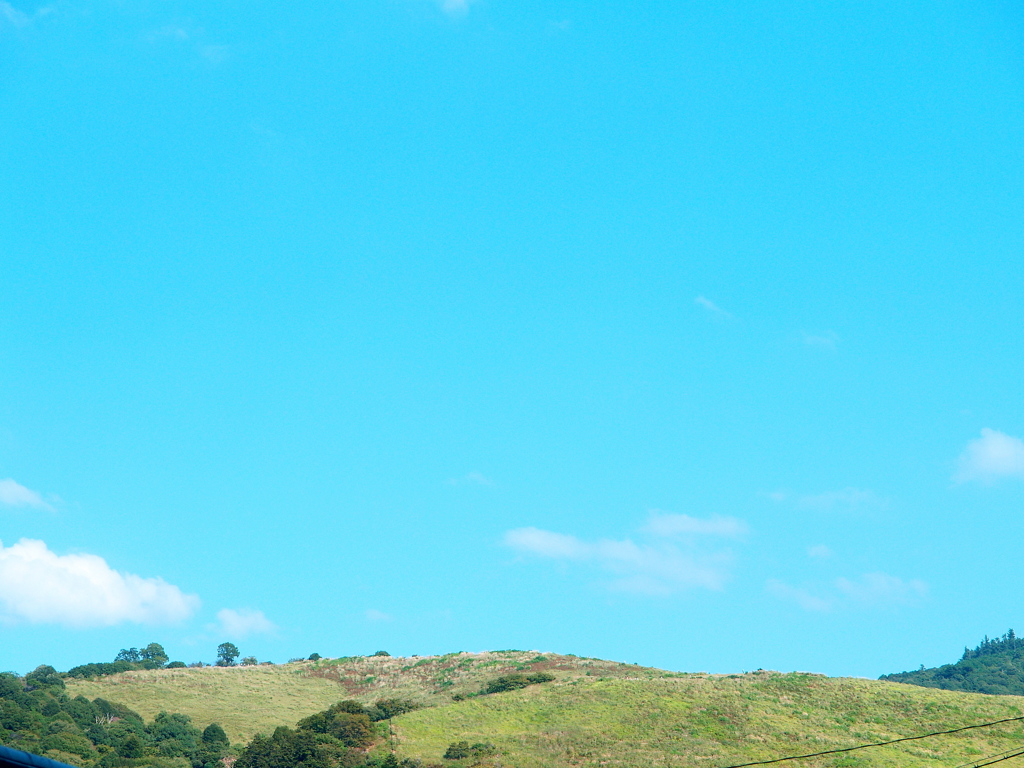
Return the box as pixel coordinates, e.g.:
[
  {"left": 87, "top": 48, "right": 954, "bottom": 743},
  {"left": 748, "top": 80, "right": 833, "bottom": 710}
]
[
  {"left": 643, "top": 511, "right": 748, "bottom": 537},
  {"left": 835, "top": 572, "right": 927, "bottom": 606},
  {"left": 0, "top": 478, "right": 52, "bottom": 510},
  {"left": 802, "top": 331, "right": 839, "bottom": 350},
  {"left": 199, "top": 44, "right": 230, "bottom": 63},
  {"left": 504, "top": 514, "right": 742, "bottom": 595},
  {"left": 0, "top": 1, "right": 29, "bottom": 28},
  {"left": 364, "top": 609, "right": 393, "bottom": 622},
  {"left": 766, "top": 580, "right": 832, "bottom": 612},
  {"left": 504, "top": 527, "right": 588, "bottom": 559},
  {"left": 214, "top": 608, "right": 276, "bottom": 638},
  {"left": 695, "top": 295, "right": 733, "bottom": 319},
  {"left": 807, "top": 544, "right": 833, "bottom": 559},
  {"left": 768, "top": 572, "right": 926, "bottom": 612},
  {"left": 797, "top": 487, "right": 886, "bottom": 511},
  {"left": 954, "top": 428, "right": 1024, "bottom": 484},
  {"left": 0, "top": 539, "right": 199, "bottom": 627},
  {"left": 447, "top": 471, "right": 493, "bottom": 487},
  {"left": 1, "top": 2, "right": 55, "bottom": 31},
  {"left": 439, "top": 0, "right": 474, "bottom": 15}
]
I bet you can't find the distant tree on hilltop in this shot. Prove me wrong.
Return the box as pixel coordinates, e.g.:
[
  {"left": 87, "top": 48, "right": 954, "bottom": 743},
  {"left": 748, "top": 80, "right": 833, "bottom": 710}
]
[{"left": 217, "top": 642, "right": 240, "bottom": 667}]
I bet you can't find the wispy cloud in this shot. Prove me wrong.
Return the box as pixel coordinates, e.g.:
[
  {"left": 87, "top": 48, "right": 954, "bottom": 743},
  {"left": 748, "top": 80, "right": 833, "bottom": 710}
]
[
  {"left": 364, "top": 609, "right": 393, "bottom": 622},
  {"left": 836, "top": 572, "right": 927, "bottom": 606},
  {"left": 642, "top": 511, "right": 747, "bottom": 537},
  {"left": 0, "top": 1, "right": 52, "bottom": 30},
  {"left": 447, "top": 471, "right": 494, "bottom": 487},
  {"left": 768, "top": 571, "right": 926, "bottom": 613},
  {"left": 438, "top": 0, "right": 474, "bottom": 15},
  {"left": 0, "top": 1, "right": 29, "bottom": 28},
  {"left": 0, "top": 539, "right": 199, "bottom": 627},
  {"left": 807, "top": 544, "right": 833, "bottom": 559},
  {"left": 144, "top": 22, "right": 229, "bottom": 64},
  {"left": 802, "top": 331, "right": 839, "bottom": 351},
  {"left": 768, "top": 487, "right": 886, "bottom": 512},
  {"left": 199, "top": 43, "right": 230, "bottom": 63},
  {"left": 213, "top": 608, "right": 276, "bottom": 638},
  {"left": 0, "top": 478, "right": 54, "bottom": 511},
  {"left": 766, "top": 580, "right": 832, "bottom": 612},
  {"left": 504, "top": 511, "right": 745, "bottom": 595},
  {"left": 954, "top": 428, "right": 1024, "bottom": 484},
  {"left": 694, "top": 295, "right": 733, "bottom": 319}
]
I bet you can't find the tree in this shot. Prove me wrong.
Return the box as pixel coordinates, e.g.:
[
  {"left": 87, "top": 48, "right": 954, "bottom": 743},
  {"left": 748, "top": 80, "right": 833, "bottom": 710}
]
[
  {"left": 140, "top": 642, "right": 169, "bottom": 667},
  {"left": 202, "top": 723, "right": 229, "bottom": 748},
  {"left": 25, "top": 665, "right": 65, "bottom": 690},
  {"left": 216, "top": 643, "right": 240, "bottom": 667},
  {"left": 240, "top": 656, "right": 258, "bottom": 666},
  {"left": 115, "top": 648, "right": 141, "bottom": 663}
]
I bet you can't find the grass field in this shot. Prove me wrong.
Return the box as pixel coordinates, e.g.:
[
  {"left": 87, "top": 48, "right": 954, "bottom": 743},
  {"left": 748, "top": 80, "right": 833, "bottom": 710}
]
[
  {"left": 396, "top": 672, "right": 1024, "bottom": 768},
  {"left": 66, "top": 653, "right": 1024, "bottom": 768},
  {"left": 65, "top": 651, "right": 659, "bottom": 743}
]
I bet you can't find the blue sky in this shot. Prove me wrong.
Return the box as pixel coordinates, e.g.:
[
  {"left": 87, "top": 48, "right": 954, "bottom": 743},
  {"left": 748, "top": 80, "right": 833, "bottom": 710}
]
[{"left": 2, "top": 0, "right": 1023, "bottom": 678}]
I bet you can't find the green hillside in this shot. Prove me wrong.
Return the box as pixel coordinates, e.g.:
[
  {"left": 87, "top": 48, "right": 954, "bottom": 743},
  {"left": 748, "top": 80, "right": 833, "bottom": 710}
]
[
  {"left": 65, "top": 651, "right": 659, "bottom": 744},
  {"left": 65, "top": 652, "right": 1024, "bottom": 768},
  {"left": 393, "top": 672, "right": 1024, "bottom": 768},
  {"left": 881, "top": 630, "right": 1024, "bottom": 695}
]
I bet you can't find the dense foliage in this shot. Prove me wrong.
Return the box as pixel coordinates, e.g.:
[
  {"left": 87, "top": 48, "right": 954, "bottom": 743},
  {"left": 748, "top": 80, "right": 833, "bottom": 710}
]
[
  {"left": 66, "top": 645, "right": 183, "bottom": 680},
  {"left": 481, "top": 672, "right": 554, "bottom": 694},
  {"left": 235, "top": 700, "right": 427, "bottom": 768},
  {"left": 881, "top": 630, "right": 1024, "bottom": 695},
  {"left": 0, "top": 666, "right": 229, "bottom": 768}
]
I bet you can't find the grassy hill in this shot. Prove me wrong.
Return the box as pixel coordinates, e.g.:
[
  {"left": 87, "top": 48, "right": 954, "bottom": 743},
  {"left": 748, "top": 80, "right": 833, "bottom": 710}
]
[
  {"left": 65, "top": 651, "right": 659, "bottom": 743},
  {"left": 66, "top": 652, "right": 1024, "bottom": 768}
]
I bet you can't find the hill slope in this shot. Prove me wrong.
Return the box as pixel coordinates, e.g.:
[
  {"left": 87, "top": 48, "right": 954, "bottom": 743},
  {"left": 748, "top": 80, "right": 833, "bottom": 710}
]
[
  {"left": 394, "top": 672, "right": 1024, "bottom": 768},
  {"left": 65, "top": 651, "right": 663, "bottom": 743},
  {"left": 67, "top": 652, "right": 1024, "bottom": 768}
]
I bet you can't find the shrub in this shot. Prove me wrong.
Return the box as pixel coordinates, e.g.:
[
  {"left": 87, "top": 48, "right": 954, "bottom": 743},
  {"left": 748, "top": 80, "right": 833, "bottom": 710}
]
[
  {"left": 443, "top": 742, "right": 495, "bottom": 761},
  {"left": 482, "top": 672, "right": 555, "bottom": 694},
  {"left": 366, "top": 699, "right": 418, "bottom": 721}
]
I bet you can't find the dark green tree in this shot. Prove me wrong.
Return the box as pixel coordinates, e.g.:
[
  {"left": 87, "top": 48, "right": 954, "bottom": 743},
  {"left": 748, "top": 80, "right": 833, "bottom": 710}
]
[
  {"left": 25, "top": 665, "right": 65, "bottom": 690},
  {"left": 140, "top": 643, "right": 169, "bottom": 667},
  {"left": 216, "top": 642, "right": 240, "bottom": 667},
  {"left": 202, "top": 723, "right": 230, "bottom": 748}
]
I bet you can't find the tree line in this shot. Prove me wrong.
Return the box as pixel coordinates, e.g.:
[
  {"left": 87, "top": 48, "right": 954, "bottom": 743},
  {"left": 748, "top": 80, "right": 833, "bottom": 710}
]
[
  {"left": 880, "top": 629, "right": 1024, "bottom": 695},
  {"left": 0, "top": 664, "right": 230, "bottom": 768}
]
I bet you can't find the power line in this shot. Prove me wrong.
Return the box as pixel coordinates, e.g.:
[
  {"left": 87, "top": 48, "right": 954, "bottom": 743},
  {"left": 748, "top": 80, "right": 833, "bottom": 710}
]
[
  {"left": 717, "top": 713, "right": 1024, "bottom": 768},
  {"left": 957, "top": 746, "right": 1024, "bottom": 768}
]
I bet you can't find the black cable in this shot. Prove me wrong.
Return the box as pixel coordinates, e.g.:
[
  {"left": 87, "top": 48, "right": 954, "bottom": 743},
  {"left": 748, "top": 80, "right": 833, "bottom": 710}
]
[
  {"left": 955, "top": 746, "right": 1024, "bottom": 768},
  {"left": 961, "top": 747, "right": 1024, "bottom": 768},
  {"left": 717, "top": 713, "right": 1024, "bottom": 768}
]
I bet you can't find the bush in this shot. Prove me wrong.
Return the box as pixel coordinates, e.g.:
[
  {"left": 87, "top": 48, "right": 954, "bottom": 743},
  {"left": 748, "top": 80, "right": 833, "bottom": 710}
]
[
  {"left": 366, "top": 699, "right": 418, "bottom": 721},
  {"left": 482, "top": 672, "right": 555, "bottom": 694},
  {"left": 166, "top": 662, "right": 187, "bottom": 669},
  {"left": 372, "top": 651, "right": 390, "bottom": 657},
  {"left": 443, "top": 742, "right": 495, "bottom": 761}
]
